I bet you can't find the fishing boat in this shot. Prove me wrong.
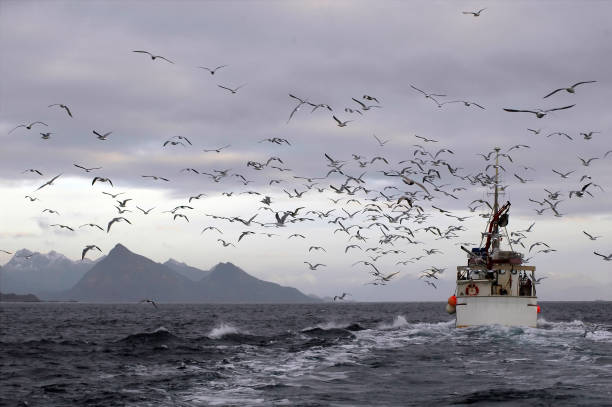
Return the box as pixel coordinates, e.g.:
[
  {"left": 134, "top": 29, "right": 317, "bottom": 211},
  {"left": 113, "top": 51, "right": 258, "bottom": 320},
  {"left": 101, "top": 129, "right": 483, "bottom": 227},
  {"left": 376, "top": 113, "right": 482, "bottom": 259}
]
[{"left": 446, "top": 147, "right": 539, "bottom": 327}]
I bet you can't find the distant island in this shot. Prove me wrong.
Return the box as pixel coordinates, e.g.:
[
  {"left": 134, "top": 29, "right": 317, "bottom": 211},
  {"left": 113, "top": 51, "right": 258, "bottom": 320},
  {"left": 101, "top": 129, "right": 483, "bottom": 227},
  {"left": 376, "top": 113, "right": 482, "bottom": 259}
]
[
  {"left": 1, "top": 244, "right": 320, "bottom": 304},
  {"left": 0, "top": 292, "right": 40, "bottom": 302}
]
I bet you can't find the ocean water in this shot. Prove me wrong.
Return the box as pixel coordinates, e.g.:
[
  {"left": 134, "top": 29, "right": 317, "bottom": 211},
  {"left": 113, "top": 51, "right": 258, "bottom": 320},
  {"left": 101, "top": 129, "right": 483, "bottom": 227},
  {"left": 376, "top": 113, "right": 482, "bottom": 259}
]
[{"left": 1, "top": 302, "right": 611, "bottom": 406}]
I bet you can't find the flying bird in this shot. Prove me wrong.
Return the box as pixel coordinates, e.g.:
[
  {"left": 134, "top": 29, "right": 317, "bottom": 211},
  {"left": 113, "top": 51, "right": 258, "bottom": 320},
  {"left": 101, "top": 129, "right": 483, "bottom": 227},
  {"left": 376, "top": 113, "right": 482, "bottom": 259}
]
[
  {"left": 304, "top": 262, "right": 326, "bottom": 270},
  {"left": 132, "top": 50, "right": 174, "bottom": 63},
  {"left": 22, "top": 169, "right": 42, "bottom": 175},
  {"left": 140, "top": 299, "right": 158, "bottom": 309},
  {"left": 50, "top": 224, "right": 74, "bottom": 232},
  {"left": 503, "top": 105, "right": 575, "bottom": 118},
  {"left": 48, "top": 103, "right": 73, "bottom": 117},
  {"left": 333, "top": 293, "right": 351, "bottom": 301},
  {"left": 462, "top": 8, "right": 486, "bottom": 16},
  {"left": 203, "top": 144, "right": 230, "bottom": 153},
  {"left": 543, "top": 81, "right": 596, "bottom": 98},
  {"left": 93, "top": 130, "right": 112, "bottom": 140},
  {"left": 198, "top": 64, "right": 228, "bottom": 74},
  {"left": 92, "top": 177, "right": 113, "bottom": 187},
  {"left": 9, "top": 121, "right": 48, "bottom": 134},
  {"left": 80, "top": 223, "right": 104, "bottom": 231},
  {"left": 583, "top": 231, "right": 601, "bottom": 241},
  {"left": 107, "top": 217, "right": 131, "bottom": 233},
  {"left": 593, "top": 252, "right": 612, "bottom": 261},
  {"left": 74, "top": 164, "right": 102, "bottom": 172},
  {"left": 141, "top": 175, "right": 170, "bottom": 181},
  {"left": 82, "top": 245, "right": 102, "bottom": 260},
  {"left": 35, "top": 173, "right": 62, "bottom": 192},
  {"left": 333, "top": 115, "right": 352, "bottom": 127},
  {"left": 217, "top": 84, "right": 246, "bottom": 94},
  {"left": 102, "top": 191, "right": 125, "bottom": 198},
  {"left": 401, "top": 175, "right": 430, "bottom": 196}
]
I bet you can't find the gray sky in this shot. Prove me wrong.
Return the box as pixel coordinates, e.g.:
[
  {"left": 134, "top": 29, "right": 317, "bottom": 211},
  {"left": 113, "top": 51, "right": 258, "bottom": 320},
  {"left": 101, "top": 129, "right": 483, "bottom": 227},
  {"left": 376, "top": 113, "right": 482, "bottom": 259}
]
[{"left": 1, "top": 0, "right": 611, "bottom": 301}]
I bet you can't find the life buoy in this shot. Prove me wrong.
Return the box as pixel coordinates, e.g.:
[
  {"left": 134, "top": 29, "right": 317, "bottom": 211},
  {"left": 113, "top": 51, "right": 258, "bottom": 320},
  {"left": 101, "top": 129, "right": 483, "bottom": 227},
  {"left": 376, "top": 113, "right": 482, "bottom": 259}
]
[{"left": 466, "top": 283, "right": 479, "bottom": 296}]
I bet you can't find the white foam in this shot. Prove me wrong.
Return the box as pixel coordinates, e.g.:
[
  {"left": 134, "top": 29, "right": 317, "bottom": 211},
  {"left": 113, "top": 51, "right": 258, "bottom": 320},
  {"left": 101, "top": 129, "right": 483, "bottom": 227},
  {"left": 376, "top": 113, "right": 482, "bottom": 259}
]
[
  {"left": 376, "top": 315, "right": 407, "bottom": 330},
  {"left": 208, "top": 323, "right": 240, "bottom": 339}
]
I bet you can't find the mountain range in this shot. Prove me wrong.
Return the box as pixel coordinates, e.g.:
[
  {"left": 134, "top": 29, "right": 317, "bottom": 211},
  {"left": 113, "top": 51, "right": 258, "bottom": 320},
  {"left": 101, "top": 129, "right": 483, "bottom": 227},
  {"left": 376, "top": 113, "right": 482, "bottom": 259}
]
[{"left": 1, "top": 244, "right": 318, "bottom": 303}]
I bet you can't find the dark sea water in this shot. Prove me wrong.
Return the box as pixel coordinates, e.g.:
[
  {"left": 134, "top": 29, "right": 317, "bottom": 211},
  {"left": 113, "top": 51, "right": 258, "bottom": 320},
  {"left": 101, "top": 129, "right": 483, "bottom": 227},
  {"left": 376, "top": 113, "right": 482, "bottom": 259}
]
[{"left": 1, "top": 302, "right": 611, "bottom": 406}]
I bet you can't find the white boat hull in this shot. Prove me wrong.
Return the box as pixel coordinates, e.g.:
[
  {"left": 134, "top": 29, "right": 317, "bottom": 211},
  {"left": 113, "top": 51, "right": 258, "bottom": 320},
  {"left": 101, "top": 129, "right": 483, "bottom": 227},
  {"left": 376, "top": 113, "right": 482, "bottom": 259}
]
[{"left": 456, "top": 295, "right": 537, "bottom": 328}]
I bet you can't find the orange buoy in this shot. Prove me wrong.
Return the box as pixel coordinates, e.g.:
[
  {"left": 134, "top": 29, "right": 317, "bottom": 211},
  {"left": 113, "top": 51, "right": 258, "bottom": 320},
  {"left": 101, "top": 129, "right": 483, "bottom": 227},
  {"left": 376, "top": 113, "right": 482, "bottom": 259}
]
[
  {"left": 537, "top": 305, "right": 541, "bottom": 314},
  {"left": 448, "top": 295, "right": 457, "bottom": 307}
]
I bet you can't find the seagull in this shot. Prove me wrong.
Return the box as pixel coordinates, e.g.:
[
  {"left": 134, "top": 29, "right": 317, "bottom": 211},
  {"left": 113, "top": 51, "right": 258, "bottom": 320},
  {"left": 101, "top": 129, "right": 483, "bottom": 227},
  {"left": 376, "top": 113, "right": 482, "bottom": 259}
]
[
  {"left": 74, "top": 164, "right": 102, "bottom": 172},
  {"left": 137, "top": 206, "right": 155, "bottom": 215},
  {"left": 102, "top": 191, "right": 125, "bottom": 198},
  {"left": 79, "top": 223, "right": 104, "bottom": 231},
  {"left": 107, "top": 217, "right": 131, "bottom": 233},
  {"left": 351, "top": 97, "right": 381, "bottom": 110},
  {"left": 198, "top": 64, "right": 228, "bottom": 75},
  {"left": 48, "top": 104, "right": 73, "bottom": 117},
  {"left": 304, "top": 262, "right": 326, "bottom": 270},
  {"left": 93, "top": 130, "right": 112, "bottom": 140},
  {"left": 189, "top": 193, "right": 207, "bottom": 202},
  {"left": 593, "top": 252, "right": 612, "bottom": 261},
  {"left": 543, "top": 81, "right": 597, "bottom": 98},
  {"left": 439, "top": 100, "right": 485, "bottom": 109},
  {"left": 132, "top": 50, "right": 174, "bottom": 63},
  {"left": 0, "top": 249, "right": 12, "bottom": 254},
  {"left": 201, "top": 226, "right": 222, "bottom": 234},
  {"left": 35, "top": 173, "right": 62, "bottom": 192},
  {"left": 552, "top": 169, "right": 575, "bottom": 179},
  {"left": 82, "top": 245, "right": 102, "bottom": 260},
  {"left": 141, "top": 175, "right": 170, "bottom": 181},
  {"left": 333, "top": 293, "right": 351, "bottom": 301},
  {"left": 50, "top": 224, "right": 74, "bottom": 232},
  {"left": 580, "top": 131, "right": 600, "bottom": 140},
  {"left": 527, "top": 128, "right": 542, "bottom": 135},
  {"left": 40, "top": 132, "right": 53, "bottom": 139},
  {"left": 333, "top": 115, "right": 352, "bottom": 127},
  {"left": 373, "top": 134, "right": 389, "bottom": 146},
  {"left": 140, "top": 299, "right": 158, "bottom": 309},
  {"left": 203, "top": 144, "right": 230, "bottom": 153},
  {"left": 401, "top": 175, "right": 431, "bottom": 196},
  {"left": 532, "top": 276, "right": 547, "bottom": 284},
  {"left": 9, "top": 121, "right": 48, "bottom": 133},
  {"left": 163, "top": 140, "right": 185, "bottom": 147},
  {"left": 578, "top": 156, "right": 599, "bottom": 166},
  {"left": 173, "top": 213, "right": 189, "bottom": 222},
  {"left": 503, "top": 105, "right": 575, "bottom": 118},
  {"left": 92, "top": 177, "right": 113, "bottom": 187},
  {"left": 42, "top": 209, "right": 60, "bottom": 215},
  {"left": 462, "top": 8, "right": 486, "bottom": 16},
  {"left": 414, "top": 135, "right": 438, "bottom": 143},
  {"left": 24, "top": 195, "right": 39, "bottom": 201},
  {"left": 410, "top": 85, "right": 446, "bottom": 102},
  {"left": 514, "top": 174, "right": 532, "bottom": 183},
  {"left": 547, "top": 132, "right": 572, "bottom": 140},
  {"left": 238, "top": 231, "right": 255, "bottom": 242},
  {"left": 217, "top": 239, "right": 235, "bottom": 247},
  {"left": 22, "top": 169, "right": 42, "bottom": 175},
  {"left": 287, "top": 94, "right": 310, "bottom": 123},
  {"left": 217, "top": 84, "right": 246, "bottom": 94},
  {"left": 583, "top": 231, "right": 601, "bottom": 241}
]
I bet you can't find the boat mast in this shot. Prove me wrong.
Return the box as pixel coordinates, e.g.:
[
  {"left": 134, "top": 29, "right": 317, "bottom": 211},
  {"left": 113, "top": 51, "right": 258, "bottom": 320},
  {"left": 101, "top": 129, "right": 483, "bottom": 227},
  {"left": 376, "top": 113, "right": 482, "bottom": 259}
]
[{"left": 492, "top": 147, "right": 500, "bottom": 250}]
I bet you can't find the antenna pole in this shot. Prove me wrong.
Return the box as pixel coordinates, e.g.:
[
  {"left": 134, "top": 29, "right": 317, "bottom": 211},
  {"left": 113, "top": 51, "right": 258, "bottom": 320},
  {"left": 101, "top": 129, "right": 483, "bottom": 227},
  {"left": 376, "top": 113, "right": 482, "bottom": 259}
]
[
  {"left": 492, "top": 147, "right": 500, "bottom": 250},
  {"left": 493, "top": 147, "right": 500, "bottom": 215}
]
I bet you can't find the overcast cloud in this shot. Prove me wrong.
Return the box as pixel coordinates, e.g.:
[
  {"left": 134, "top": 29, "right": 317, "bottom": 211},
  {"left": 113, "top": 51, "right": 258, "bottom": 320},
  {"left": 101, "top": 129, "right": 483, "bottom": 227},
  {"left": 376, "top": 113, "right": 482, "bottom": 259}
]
[{"left": 1, "top": 0, "right": 611, "bottom": 300}]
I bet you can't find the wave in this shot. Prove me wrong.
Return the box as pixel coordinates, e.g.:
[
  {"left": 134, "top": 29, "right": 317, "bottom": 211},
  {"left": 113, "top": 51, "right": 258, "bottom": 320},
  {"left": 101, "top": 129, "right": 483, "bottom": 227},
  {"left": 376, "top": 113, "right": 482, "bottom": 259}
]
[
  {"left": 208, "top": 323, "right": 241, "bottom": 339},
  {"left": 119, "top": 326, "right": 177, "bottom": 344}
]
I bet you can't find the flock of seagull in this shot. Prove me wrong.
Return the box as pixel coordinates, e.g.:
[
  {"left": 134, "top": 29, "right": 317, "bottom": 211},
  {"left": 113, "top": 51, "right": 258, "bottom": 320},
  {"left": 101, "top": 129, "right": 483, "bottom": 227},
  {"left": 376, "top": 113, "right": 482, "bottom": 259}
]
[{"left": 3, "top": 8, "right": 611, "bottom": 303}]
